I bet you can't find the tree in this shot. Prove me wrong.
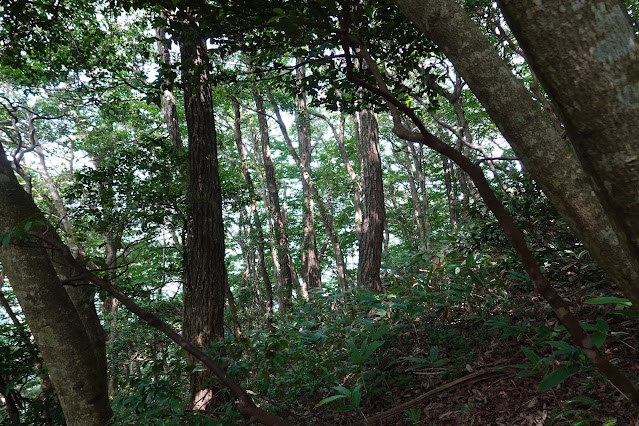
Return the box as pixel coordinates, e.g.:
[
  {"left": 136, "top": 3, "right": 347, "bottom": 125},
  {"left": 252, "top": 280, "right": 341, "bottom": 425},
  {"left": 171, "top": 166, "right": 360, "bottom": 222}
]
[
  {"left": 357, "top": 109, "right": 386, "bottom": 292},
  {"left": 252, "top": 84, "right": 295, "bottom": 311},
  {"left": 392, "top": 0, "right": 639, "bottom": 307},
  {"left": 295, "top": 63, "right": 322, "bottom": 291},
  {"left": 0, "top": 143, "right": 111, "bottom": 425},
  {"left": 172, "top": 8, "right": 228, "bottom": 410},
  {"left": 497, "top": 0, "right": 639, "bottom": 283}
]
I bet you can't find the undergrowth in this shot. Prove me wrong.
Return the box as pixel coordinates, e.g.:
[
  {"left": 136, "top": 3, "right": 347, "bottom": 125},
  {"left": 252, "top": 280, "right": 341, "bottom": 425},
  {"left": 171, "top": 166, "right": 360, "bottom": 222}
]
[{"left": 106, "top": 232, "right": 636, "bottom": 425}]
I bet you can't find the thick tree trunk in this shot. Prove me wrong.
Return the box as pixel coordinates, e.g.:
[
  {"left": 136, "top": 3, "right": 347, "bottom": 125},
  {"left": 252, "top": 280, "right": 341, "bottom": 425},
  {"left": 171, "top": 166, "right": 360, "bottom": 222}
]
[
  {"left": 498, "top": 0, "right": 639, "bottom": 282},
  {"left": 179, "top": 34, "right": 227, "bottom": 411},
  {"left": 31, "top": 123, "right": 109, "bottom": 407},
  {"left": 0, "top": 143, "right": 111, "bottom": 425},
  {"left": 357, "top": 110, "right": 386, "bottom": 293},
  {"left": 393, "top": 0, "right": 639, "bottom": 307},
  {"left": 231, "top": 97, "right": 274, "bottom": 325},
  {"left": 251, "top": 86, "right": 294, "bottom": 312}
]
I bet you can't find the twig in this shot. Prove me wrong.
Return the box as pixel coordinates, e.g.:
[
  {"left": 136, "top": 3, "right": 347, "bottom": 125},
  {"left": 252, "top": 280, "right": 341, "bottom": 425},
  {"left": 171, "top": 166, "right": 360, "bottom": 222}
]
[{"left": 358, "top": 368, "right": 511, "bottom": 424}]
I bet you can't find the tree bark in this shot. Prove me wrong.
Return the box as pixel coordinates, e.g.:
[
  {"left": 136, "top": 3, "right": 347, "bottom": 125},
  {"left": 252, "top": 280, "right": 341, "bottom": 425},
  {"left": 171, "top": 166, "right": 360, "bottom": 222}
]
[
  {"left": 442, "top": 155, "right": 458, "bottom": 227},
  {"left": 155, "top": 22, "right": 184, "bottom": 152},
  {"left": 343, "top": 38, "right": 639, "bottom": 403},
  {"left": 0, "top": 143, "right": 111, "bottom": 425},
  {"left": 231, "top": 96, "right": 274, "bottom": 325},
  {"left": 295, "top": 63, "right": 322, "bottom": 291},
  {"left": 251, "top": 85, "right": 294, "bottom": 312},
  {"left": 357, "top": 110, "right": 386, "bottom": 293},
  {"left": 178, "top": 31, "right": 227, "bottom": 411},
  {"left": 498, "top": 0, "right": 639, "bottom": 282},
  {"left": 393, "top": 0, "right": 639, "bottom": 307},
  {"left": 305, "top": 111, "right": 353, "bottom": 292}
]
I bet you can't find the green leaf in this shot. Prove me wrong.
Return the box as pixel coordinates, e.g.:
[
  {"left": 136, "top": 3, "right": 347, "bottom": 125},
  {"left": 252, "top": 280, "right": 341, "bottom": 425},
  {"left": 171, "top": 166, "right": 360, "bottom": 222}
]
[
  {"left": 345, "top": 339, "right": 359, "bottom": 357},
  {"left": 584, "top": 297, "right": 632, "bottom": 307},
  {"left": 273, "top": 8, "right": 286, "bottom": 15},
  {"left": 429, "top": 346, "right": 439, "bottom": 363},
  {"left": 433, "top": 358, "right": 450, "bottom": 367},
  {"left": 1, "top": 233, "right": 10, "bottom": 248},
  {"left": 23, "top": 221, "right": 32, "bottom": 232},
  {"left": 568, "top": 395, "right": 599, "bottom": 409},
  {"left": 537, "top": 365, "right": 579, "bottom": 392},
  {"left": 545, "top": 340, "right": 574, "bottom": 352},
  {"left": 595, "top": 318, "right": 610, "bottom": 334},
  {"left": 521, "top": 346, "right": 541, "bottom": 365},
  {"left": 591, "top": 332, "right": 607, "bottom": 349},
  {"left": 333, "top": 386, "right": 351, "bottom": 396},
  {"left": 351, "top": 384, "right": 363, "bottom": 408},
  {"left": 362, "top": 340, "right": 384, "bottom": 361},
  {"left": 370, "top": 322, "right": 390, "bottom": 341},
  {"left": 314, "top": 394, "right": 348, "bottom": 408}
]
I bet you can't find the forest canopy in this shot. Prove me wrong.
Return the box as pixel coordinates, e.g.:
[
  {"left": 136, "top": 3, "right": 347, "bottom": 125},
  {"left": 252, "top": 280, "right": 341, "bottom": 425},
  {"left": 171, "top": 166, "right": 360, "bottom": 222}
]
[{"left": 1, "top": 0, "right": 639, "bottom": 424}]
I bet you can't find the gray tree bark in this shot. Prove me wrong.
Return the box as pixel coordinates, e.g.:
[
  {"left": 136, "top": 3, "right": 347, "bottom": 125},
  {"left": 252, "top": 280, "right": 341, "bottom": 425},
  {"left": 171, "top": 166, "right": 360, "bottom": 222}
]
[
  {"left": 393, "top": 0, "right": 639, "bottom": 306},
  {"left": 498, "top": 0, "right": 639, "bottom": 287},
  {"left": 0, "top": 143, "right": 111, "bottom": 425},
  {"left": 231, "top": 96, "right": 274, "bottom": 325},
  {"left": 295, "top": 64, "right": 322, "bottom": 291}
]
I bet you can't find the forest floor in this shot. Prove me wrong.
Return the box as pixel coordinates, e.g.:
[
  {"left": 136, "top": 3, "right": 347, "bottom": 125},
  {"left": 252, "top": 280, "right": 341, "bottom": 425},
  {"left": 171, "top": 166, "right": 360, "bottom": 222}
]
[{"left": 318, "top": 296, "right": 639, "bottom": 426}]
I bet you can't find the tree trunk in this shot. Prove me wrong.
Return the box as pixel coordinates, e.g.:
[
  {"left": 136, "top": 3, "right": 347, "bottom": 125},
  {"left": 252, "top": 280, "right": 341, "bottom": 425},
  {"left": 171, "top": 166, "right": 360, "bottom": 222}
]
[
  {"left": 393, "top": 0, "right": 639, "bottom": 307},
  {"left": 267, "top": 86, "right": 325, "bottom": 295},
  {"left": 178, "top": 32, "right": 227, "bottom": 411},
  {"left": 498, "top": 0, "right": 639, "bottom": 282},
  {"left": 357, "top": 110, "right": 386, "bottom": 293},
  {"left": 251, "top": 85, "right": 294, "bottom": 312},
  {"left": 442, "top": 155, "right": 458, "bottom": 227},
  {"left": 155, "top": 22, "right": 184, "bottom": 152},
  {"left": 231, "top": 96, "right": 274, "bottom": 326},
  {"left": 0, "top": 143, "right": 111, "bottom": 425},
  {"left": 295, "top": 64, "right": 322, "bottom": 291},
  {"left": 304, "top": 111, "right": 352, "bottom": 292}
]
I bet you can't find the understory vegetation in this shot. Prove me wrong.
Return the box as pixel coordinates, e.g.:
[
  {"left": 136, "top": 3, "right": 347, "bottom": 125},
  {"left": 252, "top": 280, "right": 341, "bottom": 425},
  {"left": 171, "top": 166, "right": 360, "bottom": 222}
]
[{"left": 1, "top": 0, "right": 639, "bottom": 424}]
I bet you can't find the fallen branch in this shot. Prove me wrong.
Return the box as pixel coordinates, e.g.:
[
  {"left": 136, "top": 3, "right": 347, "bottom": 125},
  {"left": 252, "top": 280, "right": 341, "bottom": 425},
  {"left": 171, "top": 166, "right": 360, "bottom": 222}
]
[
  {"left": 30, "top": 230, "right": 293, "bottom": 426},
  {"left": 358, "top": 368, "right": 510, "bottom": 425}
]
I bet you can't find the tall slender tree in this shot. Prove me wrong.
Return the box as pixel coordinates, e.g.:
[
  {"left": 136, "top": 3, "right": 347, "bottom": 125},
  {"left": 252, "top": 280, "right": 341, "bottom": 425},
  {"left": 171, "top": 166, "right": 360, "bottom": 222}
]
[
  {"left": 357, "top": 109, "right": 385, "bottom": 292},
  {"left": 172, "top": 6, "right": 228, "bottom": 411}
]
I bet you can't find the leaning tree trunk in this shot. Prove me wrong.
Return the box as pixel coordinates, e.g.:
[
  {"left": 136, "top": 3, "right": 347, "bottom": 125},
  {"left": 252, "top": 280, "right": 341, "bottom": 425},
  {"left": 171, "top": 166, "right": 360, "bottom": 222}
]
[
  {"left": 0, "top": 143, "right": 111, "bottom": 425},
  {"left": 392, "top": 0, "right": 639, "bottom": 307},
  {"left": 357, "top": 110, "right": 386, "bottom": 293},
  {"left": 178, "top": 31, "right": 227, "bottom": 412},
  {"left": 252, "top": 85, "right": 294, "bottom": 312},
  {"left": 498, "top": 0, "right": 639, "bottom": 282},
  {"left": 231, "top": 96, "right": 274, "bottom": 325}
]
